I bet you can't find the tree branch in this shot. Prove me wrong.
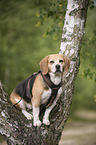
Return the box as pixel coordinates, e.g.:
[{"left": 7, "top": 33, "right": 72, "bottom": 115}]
[{"left": 0, "top": 80, "right": 65, "bottom": 144}]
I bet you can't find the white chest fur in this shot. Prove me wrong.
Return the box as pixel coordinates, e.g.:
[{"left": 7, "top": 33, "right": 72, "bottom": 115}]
[
  {"left": 49, "top": 72, "right": 62, "bottom": 85},
  {"left": 41, "top": 88, "right": 51, "bottom": 104},
  {"left": 41, "top": 86, "right": 63, "bottom": 105}
]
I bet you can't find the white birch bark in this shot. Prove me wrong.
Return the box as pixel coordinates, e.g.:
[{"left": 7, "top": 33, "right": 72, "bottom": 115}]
[
  {"left": 52, "top": 0, "right": 89, "bottom": 131},
  {"left": 0, "top": 0, "right": 89, "bottom": 144},
  {"left": 57, "top": 0, "right": 89, "bottom": 129},
  {"left": 60, "top": 0, "right": 85, "bottom": 56}
]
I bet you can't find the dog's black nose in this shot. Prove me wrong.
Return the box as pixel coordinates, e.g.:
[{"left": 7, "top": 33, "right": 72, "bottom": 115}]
[{"left": 56, "top": 64, "right": 60, "bottom": 70}]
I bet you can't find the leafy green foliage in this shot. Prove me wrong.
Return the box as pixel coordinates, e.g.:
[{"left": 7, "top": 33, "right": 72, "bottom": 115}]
[
  {"left": 89, "top": 0, "right": 95, "bottom": 10},
  {"left": 0, "top": 0, "right": 59, "bottom": 93},
  {"left": 36, "top": 0, "right": 67, "bottom": 40},
  {"left": 81, "top": 7, "right": 96, "bottom": 82}
]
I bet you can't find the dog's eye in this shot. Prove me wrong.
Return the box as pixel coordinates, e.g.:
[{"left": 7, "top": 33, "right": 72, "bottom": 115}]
[
  {"left": 50, "top": 60, "right": 54, "bottom": 63},
  {"left": 59, "top": 60, "right": 63, "bottom": 63}
]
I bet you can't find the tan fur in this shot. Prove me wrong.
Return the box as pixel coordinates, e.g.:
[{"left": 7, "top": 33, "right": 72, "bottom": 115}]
[
  {"left": 32, "top": 74, "right": 46, "bottom": 107},
  {"left": 10, "top": 91, "right": 31, "bottom": 108},
  {"left": 10, "top": 54, "right": 70, "bottom": 126},
  {"left": 45, "top": 54, "right": 70, "bottom": 73},
  {"left": 10, "top": 54, "right": 70, "bottom": 109},
  {"left": 10, "top": 91, "right": 22, "bottom": 109},
  {"left": 39, "top": 56, "right": 49, "bottom": 75},
  {"left": 64, "top": 56, "right": 71, "bottom": 72}
]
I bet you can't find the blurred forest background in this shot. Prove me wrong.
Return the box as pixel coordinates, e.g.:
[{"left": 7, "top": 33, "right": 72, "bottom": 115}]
[{"left": 0, "top": 0, "right": 96, "bottom": 114}]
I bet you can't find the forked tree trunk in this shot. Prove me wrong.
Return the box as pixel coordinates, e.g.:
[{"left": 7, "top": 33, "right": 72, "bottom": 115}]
[{"left": 0, "top": 0, "right": 89, "bottom": 144}]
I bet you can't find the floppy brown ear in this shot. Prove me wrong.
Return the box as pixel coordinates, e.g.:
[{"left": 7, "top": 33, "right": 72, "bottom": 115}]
[
  {"left": 39, "top": 56, "right": 49, "bottom": 75},
  {"left": 64, "top": 56, "right": 71, "bottom": 72}
]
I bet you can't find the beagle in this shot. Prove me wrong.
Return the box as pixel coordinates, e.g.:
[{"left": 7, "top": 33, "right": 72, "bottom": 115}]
[{"left": 10, "top": 54, "right": 70, "bottom": 126}]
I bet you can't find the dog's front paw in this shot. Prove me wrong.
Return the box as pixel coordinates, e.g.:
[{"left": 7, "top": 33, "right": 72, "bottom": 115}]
[
  {"left": 26, "top": 113, "right": 33, "bottom": 120},
  {"left": 22, "top": 110, "right": 33, "bottom": 120},
  {"left": 34, "top": 120, "right": 41, "bottom": 127},
  {"left": 43, "top": 119, "right": 50, "bottom": 125}
]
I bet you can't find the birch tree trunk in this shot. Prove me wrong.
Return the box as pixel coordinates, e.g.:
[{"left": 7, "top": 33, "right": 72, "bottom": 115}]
[{"left": 0, "top": 0, "right": 89, "bottom": 144}]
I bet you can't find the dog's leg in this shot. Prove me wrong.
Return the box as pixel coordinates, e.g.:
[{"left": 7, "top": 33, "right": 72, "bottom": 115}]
[
  {"left": 43, "top": 103, "right": 56, "bottom": 125},
  {"left": 33, "top": 106, "right": 41, "bottom": 126},
  {"left": 10, "top": 92, "right": 33, "bottom": 120},
  {"left": 22, "top": 110, "right": 33, "bottom": 120},
  {"left": 43, "top": 99, "right": 58, "bottom": 125},
  {"left": 14, "top": 98, "right": 33, "bottom": 120},
  {"left": 43, "top": 87, "right": 62, "bottom": 125}
]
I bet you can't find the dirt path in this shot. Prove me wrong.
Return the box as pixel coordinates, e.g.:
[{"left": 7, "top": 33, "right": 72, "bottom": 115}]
[
  {"left": 59, "top": 110, "right": 96, "bottom": 145},
  {"left": 59, "top": 121, "right": 96, "bottom": 145}
]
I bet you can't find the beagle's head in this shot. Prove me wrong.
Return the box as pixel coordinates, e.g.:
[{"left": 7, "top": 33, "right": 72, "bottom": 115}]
[{"left": 40, "top": 54, "right": 70, "bottom": 75}]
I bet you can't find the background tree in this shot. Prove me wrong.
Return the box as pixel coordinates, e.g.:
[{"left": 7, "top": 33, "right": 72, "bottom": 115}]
[{"left": 0, "top": 0, "right": 95, "bottom": 144}]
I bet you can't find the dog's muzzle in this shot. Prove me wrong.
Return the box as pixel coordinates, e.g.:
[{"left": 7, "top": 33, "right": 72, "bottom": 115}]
[{"left": 55, "top": 64, "right": 61, "bottom": 73}]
